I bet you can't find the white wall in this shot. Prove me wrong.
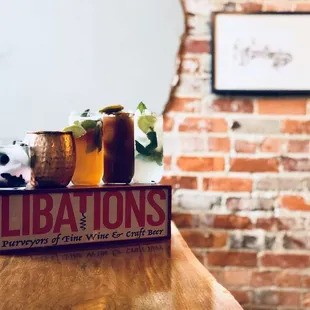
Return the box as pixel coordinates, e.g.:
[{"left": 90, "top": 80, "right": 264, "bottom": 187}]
[{"left": 0, "top": 0, "right": 184, "bottom": 140}]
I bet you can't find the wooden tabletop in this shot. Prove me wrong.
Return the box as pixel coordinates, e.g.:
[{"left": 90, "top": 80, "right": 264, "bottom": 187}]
[{"left": 0, "top": 223, "right": 242, "bottom": 310}]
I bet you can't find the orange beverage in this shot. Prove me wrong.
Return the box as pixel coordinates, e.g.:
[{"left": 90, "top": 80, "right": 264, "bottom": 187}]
[{"left": 68, "top": 111, "right": 103, "bottom": 185}]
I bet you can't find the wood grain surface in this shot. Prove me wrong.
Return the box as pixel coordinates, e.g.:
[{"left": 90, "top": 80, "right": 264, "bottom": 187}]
[{"left": 0, "top": 223, "right": 242, "bottom": 310}]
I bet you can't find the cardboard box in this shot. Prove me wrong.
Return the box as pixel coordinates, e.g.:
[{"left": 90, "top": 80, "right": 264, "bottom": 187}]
[{"left": 0, "top": 184, "right": 171, "bottom": 252}]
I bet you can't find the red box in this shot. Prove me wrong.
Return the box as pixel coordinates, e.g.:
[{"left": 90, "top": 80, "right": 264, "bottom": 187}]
[{"left": 0, "top": 184, "right": 171, "bottom": 252}]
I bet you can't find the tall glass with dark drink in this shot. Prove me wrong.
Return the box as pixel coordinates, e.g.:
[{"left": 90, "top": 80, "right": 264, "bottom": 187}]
[{"left": 101, "top": 105, "right": 134, "bottom": 184}]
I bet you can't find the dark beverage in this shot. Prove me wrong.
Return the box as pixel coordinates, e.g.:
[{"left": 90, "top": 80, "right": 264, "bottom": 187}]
[{"left": 102, "top": 112, "right": 134, "bottom": 183}]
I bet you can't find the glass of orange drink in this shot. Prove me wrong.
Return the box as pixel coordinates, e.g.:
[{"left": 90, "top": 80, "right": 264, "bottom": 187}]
[{"left": 64, "top": 110, "right": 103, "bottom": 185}]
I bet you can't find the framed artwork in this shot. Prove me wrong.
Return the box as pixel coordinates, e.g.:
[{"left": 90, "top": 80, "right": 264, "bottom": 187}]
[{"left": 212, "top": 12, "right": 310, "bottom": 95}]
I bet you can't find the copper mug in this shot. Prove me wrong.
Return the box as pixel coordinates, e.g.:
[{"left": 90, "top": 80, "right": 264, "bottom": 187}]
[{"left": 24, "top": 131, "right": 76, "bottom": 188}]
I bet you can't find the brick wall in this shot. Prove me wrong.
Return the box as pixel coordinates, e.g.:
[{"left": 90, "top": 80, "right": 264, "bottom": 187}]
[{"left": 162, "top": 1, "right": 310, "bottom": 309}]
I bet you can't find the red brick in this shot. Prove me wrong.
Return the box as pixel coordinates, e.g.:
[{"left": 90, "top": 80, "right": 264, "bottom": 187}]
[
  {"left": 282, "top": 157, "right": 310, "bottom": 171},
  {"left": 257, "top": 99, "right": 307, "bottom": 115},
  {"left": 261, "top": 254, "right": 310, "bottom": 268},
  {"left": 230, "top": 158, "right": 279, "bottom": 172},
  {"left": 251, "top": 271, "right": 275, "bottom": 287},
  {"left": 263, "top": 3, "right": 293, "bottom": 11},
  {"left": 256, "top": 218, "right": 295, "bottom": 231},
  {"left": 240, "top": 2, "right": 263, "bottom": 12},
  {"left": 304, "top": 292, "right": 310, "bottom": 307},
  {"left": 279, "top": 292, "right": 300, "bottom": 306},
  {"left": 171, "top": 213, "right": 193, "bottom": 228},
  {"left": 208, "top": 251, "right": 257, "bottom": 267},
  {"left": 164, "top": 156, "right": 171, "bottom": 170},
  {"left": 275, "top": 272, "right": 301, "bottom": 288},
  {"left": 184, "top": 38, "right": 210, "bottom": 54},
  {"left": 214, "top": 215, "right": 252, "bottom": 229},
  {"left": 163, "top": 115, "right": 174, "bottom": 132},
  {"left": 230, "top": 290, "right": 251, "bottom": 305},
  {"left": 287, "top": 140, "right": 310, "bottom": 153},
  {"left": 222, "top": 269, "right": 251, "bottom": 286},
  {"left": 208, "top": 137, "right": 230, "bottom": 152},
  {"left": 161, "top": 176, "right": 197, "bottom": 189},
  {"left": 255, "top": 291, "right": 300, "bottom": 306},
  {"left": 282, "top": 120, "right": 310, "bottom": 134},
  {"left": 205, "top": 178, "right": 252, "bottom": 192},
  {"left": 280, "top": 196, "right": 310, "bottom": 212},
  {"left": 180, "top": 230, "right": 228, "bottom": 248},
  {"left": 166, "top": 97, "right": 201, "bottom": 113},
  {"left": 179, "top": 117, "right": 227, "bottom": 133},
  {"left": 296, "top": 3, "right": 310, "bottom": 11},
  {"left": 212, "top": 98, "right": 253, "bottom": 113},
  {"left": 260, "top": 138, "right": 284, "bottom": 153},
  {"left": 177, "top": 156, "right": 225, "bottom": 172},
  {"left": 302, "top": 275, "right": 310, "bottom": 288},
  {"left": 235, "top": 140, "right": 256, "bottom": 153}
]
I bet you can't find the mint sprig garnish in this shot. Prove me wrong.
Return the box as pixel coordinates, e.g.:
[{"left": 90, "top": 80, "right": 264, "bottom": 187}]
[
  {"left": 86, "top": 121, "right": 102, "bottom": 153},
  {"left": 135, "top": 101, "right": 162, "bottom": 165},
  {"left": 135, "top": 130, "right": 162, "bottom": 165},
  {"left": 135, "top": 130, "right": 158, "bottom": 155},
  {"left": 136, "top": 151, "right": 163, "bottom": 166},
  {"left": 80, "top": 119, "right": 97, "bottom": 130},
  {"left": 146, "top": 131, "right": 158, "bottom": 152},
  {"left": 135, "top": 141, "right": 151, "bottom": 156},
  {"left": 137, "top": 102, "right": 147, "bottom": 114},
  {"left": 81, "top": 109, "right": 90, "bottom": 117},
  {"left": 95, "top": 121, "right": 103, "bottom": 153}
]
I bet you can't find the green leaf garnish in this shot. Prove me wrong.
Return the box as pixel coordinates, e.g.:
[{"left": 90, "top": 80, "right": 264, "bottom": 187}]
[
  {"left": 136, "top": 150, "right": 163, "bottom": 166},
  {"left": 135, "top": 102, "right": 162, "bottom": 165},
  {"left": 135, "top": 130, "right": 162, "bottom": 165},
  {"left": 135, "top": 141, "right": 151, "bottom": 156},
  {"left": 153, "top": 151, "right": 163, "bottom": 166},
  {"left": 80, "top": 119, "right": 97, "bottom": 130},
  {"left": 95, "top": 121, "right": 102, "bottom": 153},
  {"left": 81, "top": 109, "right": 90, "bottom": 117},
  {"left": 86, "top": 121, "right": 102, "bottom": 153},
  {"left": 145, "top": 131, "right": 158, "bottom": 152},
  {"left": 137, "top": 102, "right": 147, "bottom": 114}
]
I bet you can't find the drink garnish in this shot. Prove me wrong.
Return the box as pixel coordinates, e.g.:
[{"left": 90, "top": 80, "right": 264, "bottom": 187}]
[
  {"left": 135, "top": 101, "right": 163, "bottom": 165},
  {"left": 80, "top": 119, "right": 97, "bottom": 130},
  {"left": 81, "top": 109, "right": 90, "bottom": 117},
  {"left": 137, "top": 115, "right": 156, "bottom": 134},
  {"left": 137, "top": 101, "right": 147, "bottom": 114},
  {"left": 63, "top": 124, "right": 86, "bottom": 138},
  {"left": 94, "top": 121, "right": 103, "bottom": 152},
  {"left": 135, "top": 131, "right": 158, "bottom": 155},
  {"left": 135, "top": 150, "right": 163, "bottom": 166},
  {"left": 86, "top": 121, "right": 102, "bottom": 153},
  {"left": 99, "top": 104, "right": 124, "bottom": 114}
]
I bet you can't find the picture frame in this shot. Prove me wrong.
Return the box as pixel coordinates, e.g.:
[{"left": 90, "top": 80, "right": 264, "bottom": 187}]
[{"left": 211, "top": 12, "right": 310, "bottom": 96}]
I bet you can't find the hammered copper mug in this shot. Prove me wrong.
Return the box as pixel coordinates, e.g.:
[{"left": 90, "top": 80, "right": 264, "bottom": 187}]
[{"left": 24, "top": 131, "right": 76, "bottom": 188}]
